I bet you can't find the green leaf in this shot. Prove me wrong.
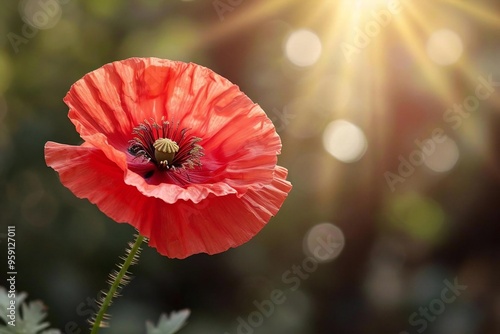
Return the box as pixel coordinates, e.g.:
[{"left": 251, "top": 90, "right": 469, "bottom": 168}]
[
  {"left": 146, "top": 309, "right": 190, "bottom": 334},
  {"left": 0, "top": 286, "right": 60, "bottom": 334}
]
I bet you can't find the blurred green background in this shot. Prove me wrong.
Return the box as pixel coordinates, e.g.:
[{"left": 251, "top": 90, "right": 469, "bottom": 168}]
[{"left": 1, "top": 0, "right": 500, "bottom": 333}]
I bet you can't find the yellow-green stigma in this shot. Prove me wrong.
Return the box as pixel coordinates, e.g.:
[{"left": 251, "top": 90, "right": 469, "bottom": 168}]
[{"left": 153, "top": 138, "right": 179, "bottom": 167}]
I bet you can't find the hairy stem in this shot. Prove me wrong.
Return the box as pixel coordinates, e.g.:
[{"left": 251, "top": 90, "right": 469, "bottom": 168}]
[{"left": 90, "top": 234, "right": 145, "bottom": 334}]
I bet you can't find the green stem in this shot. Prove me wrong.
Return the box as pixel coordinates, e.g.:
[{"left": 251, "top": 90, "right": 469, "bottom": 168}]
[{"left": 90, "top": 234, "right": 145, "bottom": 334}]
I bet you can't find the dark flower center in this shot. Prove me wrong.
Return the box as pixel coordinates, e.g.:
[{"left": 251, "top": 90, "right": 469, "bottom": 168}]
[{"left": 128, "top": 119, "right": 203, "bottom": 172}]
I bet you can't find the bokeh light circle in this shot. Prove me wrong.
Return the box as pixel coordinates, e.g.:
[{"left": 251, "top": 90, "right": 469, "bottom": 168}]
[
  {"left": 426, "top": 29, "right": 463, "bottom": 66},
  {"left": 285, "top": 29, "right": 322, "bottom": 67},
  {"left": 424, "top": 137, "right": 460, "bottom": 173},
  {"left": 322, "top": 120, "right": 367, "bottom": 163},
  {"left": 19, "top": 0, "right": 62, "bottom": 30},
  {"left": 387, "top": 193, "right": 446, "bottom": 243},
  {"left": 303, "top": 223, "right": 345, "bottom": 263}
]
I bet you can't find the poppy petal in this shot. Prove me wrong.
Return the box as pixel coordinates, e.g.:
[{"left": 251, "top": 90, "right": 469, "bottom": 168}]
[
  {"left": 45, "top": 141, "right": 291, "bottom": 258},
  {"left": 65, "top": 58, "right": 282, "bottom": 198}
]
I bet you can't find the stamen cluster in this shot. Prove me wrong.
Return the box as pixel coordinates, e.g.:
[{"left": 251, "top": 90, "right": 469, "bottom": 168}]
[{"left": 128, "top": 119, "right": 203, "bottom": 170}]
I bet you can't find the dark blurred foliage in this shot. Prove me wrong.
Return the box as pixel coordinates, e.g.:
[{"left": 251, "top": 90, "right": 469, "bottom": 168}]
[{"left": 1, "top": 0, "right": 500, "bottom": 333}]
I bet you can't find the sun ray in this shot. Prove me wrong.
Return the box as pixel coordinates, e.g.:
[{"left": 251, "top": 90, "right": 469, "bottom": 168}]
[
  {"left": 287, "top": 1, "right": 360, "bottom": 121},
  {"left": 392, "top": 5, "right": 457, "bottom": 105},
  {"left": 438, "top": 0, "right": 500, "bottom": 28},
  {"left": 404, "top": 1, "right": 500, "bottom": 107},
  {"left": 199, "top": 0, "right": 296, "bottom": 48},
  {"left": 312, "top": 0, "right": 380, "bottom": 121},
  {"left": 405, "top": 0, "right": 471, "bottom": 78},
  {"left": 401, "top": 2, "right": 459, "bottom": 104},
  {"left": 371, "top": 31, "right": 389, "bottom": 130}
]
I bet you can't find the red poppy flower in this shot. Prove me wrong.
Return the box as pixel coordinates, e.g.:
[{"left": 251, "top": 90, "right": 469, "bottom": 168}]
[{"left": 44, "top": 57, "right": 292, "bottom": 259}]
